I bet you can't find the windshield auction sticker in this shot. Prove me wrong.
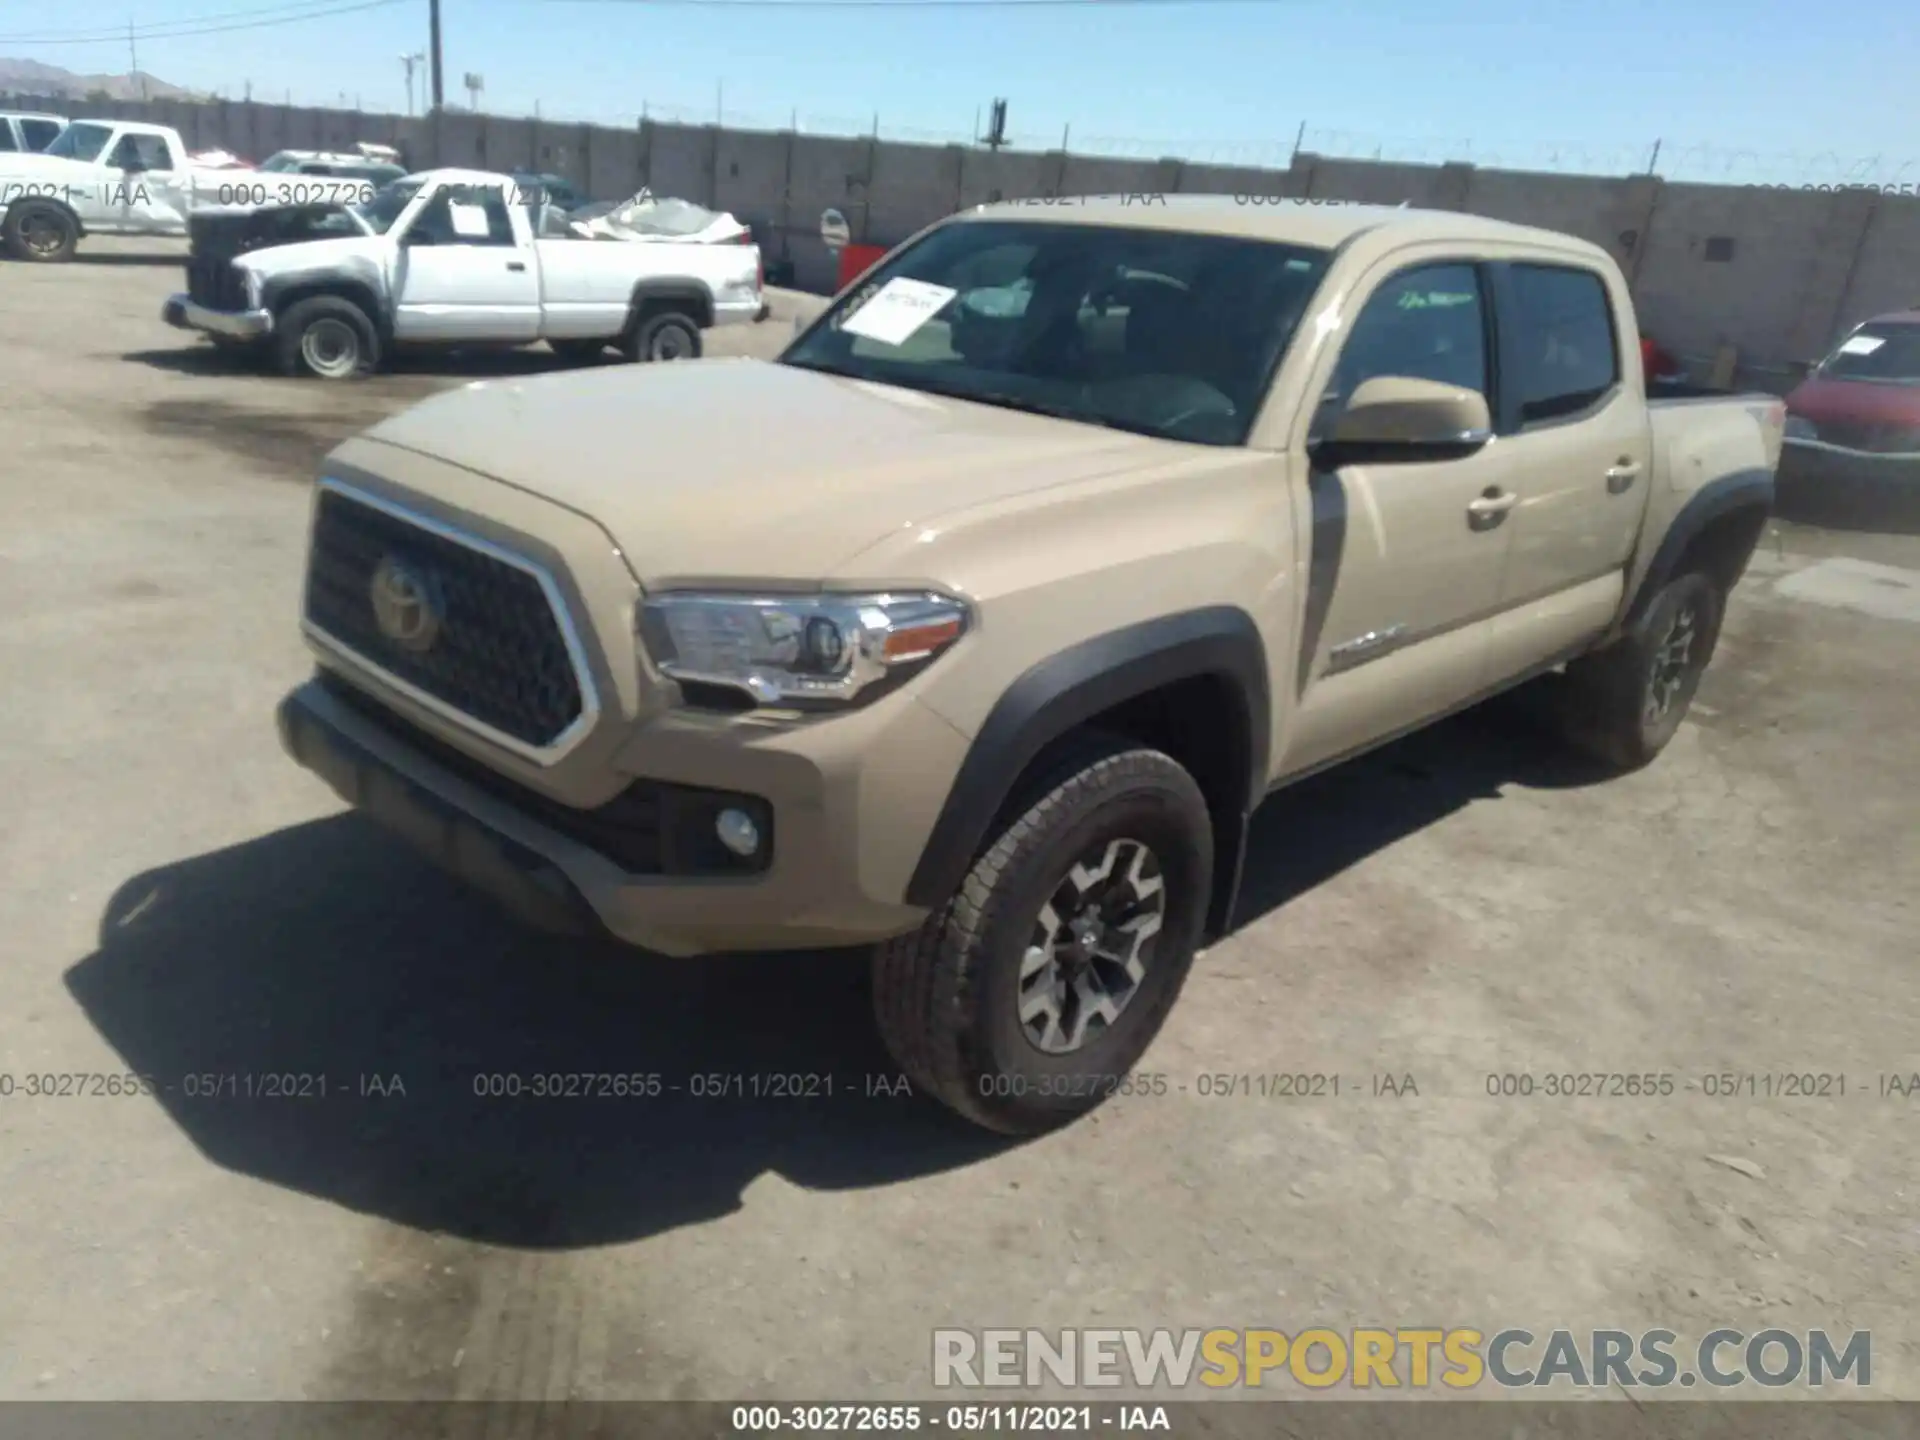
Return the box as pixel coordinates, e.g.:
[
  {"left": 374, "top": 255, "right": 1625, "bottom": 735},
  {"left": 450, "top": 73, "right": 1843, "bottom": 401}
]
[{"left": 839, "top": 278, "right": 959, "bottom": 346}]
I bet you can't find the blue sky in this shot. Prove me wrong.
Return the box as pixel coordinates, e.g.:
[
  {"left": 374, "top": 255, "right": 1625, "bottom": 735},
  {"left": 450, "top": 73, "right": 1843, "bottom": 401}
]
[{"left": 5, "top": 0, "right": 1918, "bottom": 183}]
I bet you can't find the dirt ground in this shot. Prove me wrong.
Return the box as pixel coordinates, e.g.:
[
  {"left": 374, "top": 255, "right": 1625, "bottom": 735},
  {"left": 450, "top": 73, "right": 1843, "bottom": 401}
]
[{"left": 0, "top": 238, "right": 1915, "bottom": 1411}]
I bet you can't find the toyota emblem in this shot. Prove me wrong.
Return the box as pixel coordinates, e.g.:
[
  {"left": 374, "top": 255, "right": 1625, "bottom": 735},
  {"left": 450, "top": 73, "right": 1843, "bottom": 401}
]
[{"left": 368, "top": 555, "right": 443, "bottom": 653}]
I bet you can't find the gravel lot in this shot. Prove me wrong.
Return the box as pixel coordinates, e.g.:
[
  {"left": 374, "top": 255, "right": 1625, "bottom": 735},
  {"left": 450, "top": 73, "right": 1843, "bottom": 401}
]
[{"left": 1, "top": 238, "right": 1916, "bottom": 1411}]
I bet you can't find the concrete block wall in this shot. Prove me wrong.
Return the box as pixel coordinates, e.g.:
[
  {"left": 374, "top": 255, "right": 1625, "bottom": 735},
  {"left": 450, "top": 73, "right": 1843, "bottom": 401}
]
[{"left": 9, "top": 90, "right": 1919, "bottom": 378}]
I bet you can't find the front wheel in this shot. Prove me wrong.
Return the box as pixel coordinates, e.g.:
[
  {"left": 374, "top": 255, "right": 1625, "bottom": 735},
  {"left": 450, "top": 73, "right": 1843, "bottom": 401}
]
[
  {"left": 274, "top": 295, "right": 380, "bottom": 380},
  {"left": 2, "top": 200, "right": 79, "bottom": 263},
  {"left": 872, "top": 737, "right": 1212, "bottom": 1135},
  {"left": 1560, "top": 570, "right": 1725, "bottom": 770}
]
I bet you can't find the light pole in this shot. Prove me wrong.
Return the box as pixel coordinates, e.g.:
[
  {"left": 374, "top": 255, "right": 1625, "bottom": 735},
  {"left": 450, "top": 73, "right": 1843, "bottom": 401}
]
[{"left": 400, "top": 52, "right": 425, "bottom": 117}]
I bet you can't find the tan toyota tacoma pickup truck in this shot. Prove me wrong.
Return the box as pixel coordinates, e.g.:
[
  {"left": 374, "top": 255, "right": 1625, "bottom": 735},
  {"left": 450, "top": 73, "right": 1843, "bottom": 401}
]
[{"left": 277, "top": 197, "right": 1786, "bottom": 1134}]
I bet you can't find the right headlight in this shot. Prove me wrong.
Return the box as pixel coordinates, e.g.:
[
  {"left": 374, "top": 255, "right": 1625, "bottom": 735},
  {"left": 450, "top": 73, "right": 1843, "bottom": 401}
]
[{"left": 639, "top": 590, "right": 970, "bottom": 709}]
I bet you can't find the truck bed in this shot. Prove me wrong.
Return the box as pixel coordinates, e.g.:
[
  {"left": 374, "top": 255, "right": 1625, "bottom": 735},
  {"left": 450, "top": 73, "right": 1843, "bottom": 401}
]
[{"left": 1648, "top": 386, "right": 1788, "bottom": 483}]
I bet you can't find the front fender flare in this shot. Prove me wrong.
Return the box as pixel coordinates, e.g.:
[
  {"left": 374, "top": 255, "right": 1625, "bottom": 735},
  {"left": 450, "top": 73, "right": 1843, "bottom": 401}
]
[{"left": 904, "top": 606, "right": 1271, "bottom": 937}]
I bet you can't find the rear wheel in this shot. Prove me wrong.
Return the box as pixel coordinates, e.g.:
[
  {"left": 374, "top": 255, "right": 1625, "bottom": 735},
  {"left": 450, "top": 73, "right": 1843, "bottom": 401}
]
[
  {"left": 2, "top": 200, "right": 79, "bottom": 263},
  {"left": 621, "top": 307, "right": 702, "bottom": 364},
  {"left": 1561, "top": 570, "right": 1724, "bottom": 770},
  {"left": 872, "top": 737, "right": 1212, "bottom": 1135},
  {"left": 275, "top": 296, "right": 380, "bottom": 380}
]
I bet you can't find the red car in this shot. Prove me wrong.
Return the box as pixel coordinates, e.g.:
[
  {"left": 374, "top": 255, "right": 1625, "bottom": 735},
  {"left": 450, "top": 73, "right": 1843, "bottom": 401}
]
[
  {"left": 1779, "top": 309, "right": 1920, "bottom": 529},
  {"left": 1784, "top": 311, "right": 1920, "bottom": 454}
]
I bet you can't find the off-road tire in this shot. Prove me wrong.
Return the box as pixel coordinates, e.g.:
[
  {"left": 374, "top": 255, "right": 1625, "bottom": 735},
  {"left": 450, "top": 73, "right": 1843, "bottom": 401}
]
[
  {"left": 274, "top": 295, "right": 380, "bottom": 380},
  {"left": 1561, "top": 570, "right": 1725, "bottom": 770},
  {"left": 550, "top": 338, "right": 610, "bottom": 364},
  {"left": 872, "top": 737, "right": 1212, "bottom": 1135},
  {"left": 621, "top": 307, "right": 702, "bottom": 364},
  {"left": 2, "top": 200, "right": 79, "bottom": 263}
]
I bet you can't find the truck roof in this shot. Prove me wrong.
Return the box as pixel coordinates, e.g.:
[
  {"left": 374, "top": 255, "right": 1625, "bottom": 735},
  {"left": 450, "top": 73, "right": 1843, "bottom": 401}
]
[{"left": 961, "top": 194, "right": 1613, "bottom": 264}]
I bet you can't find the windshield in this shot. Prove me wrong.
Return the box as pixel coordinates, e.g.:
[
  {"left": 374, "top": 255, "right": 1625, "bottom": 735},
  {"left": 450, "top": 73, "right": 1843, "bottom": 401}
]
[
  {"left": 43, "top": 122, "right": 114, "bottom": 163},
  {"left": 780, "top": 219, "right": 1332, "bottom": 446},
  {"left": 258, "top": 152, "right": 301, "bottom": 172},
  {"left": 1820, "top": 322, "right": 1920, "bottom": 384},
  {"left": 351, "top": 179, "right": 423, "bottom": 235}
]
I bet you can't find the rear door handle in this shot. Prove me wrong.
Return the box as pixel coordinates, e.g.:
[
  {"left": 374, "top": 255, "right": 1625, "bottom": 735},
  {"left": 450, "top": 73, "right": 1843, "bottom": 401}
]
[
  {"left": 506, "top": 261, "right": 527, "bottom": 272},
  {"left": 1466, "top": 488, "right": 1518, "bottom": 529},
  {"left": 1606, "top": 461, "right": 1641, "bottom": 493}
]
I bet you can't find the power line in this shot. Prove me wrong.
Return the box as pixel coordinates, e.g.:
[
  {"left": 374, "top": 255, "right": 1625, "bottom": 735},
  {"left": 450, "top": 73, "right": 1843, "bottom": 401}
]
[
  {"left": 549, "top": 0, "right": 1291, "bottom": 6},
  {"left": 0, "top": 0, "right": 403, "bottom": 45}
]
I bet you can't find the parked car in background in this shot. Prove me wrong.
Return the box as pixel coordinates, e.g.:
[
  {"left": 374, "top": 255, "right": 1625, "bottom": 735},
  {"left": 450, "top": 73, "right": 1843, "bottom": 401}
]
[
  {"left": 162, "top": 166, "right": 768, "bottom": 377},
  {"left": 0, "top": 111, "right": 67, "bottom": 153},
  {"left": 1780, "top": 310, "right": 1920, "bottom": 528},
  {"left": 513, "top": 171, "right": 585, "bottom": 211},
  {"left": 0, "top": 118, "right": 389, "bottom": 261},
  {"left": 259, "top": 147, "right": 408, "bottom": 187}
]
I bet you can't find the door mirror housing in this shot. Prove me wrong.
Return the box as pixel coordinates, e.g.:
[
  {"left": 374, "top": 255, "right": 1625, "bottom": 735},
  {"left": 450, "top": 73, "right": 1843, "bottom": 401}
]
[{"left": 1314, "top": 376, "right": 1493, "bottom": 466}]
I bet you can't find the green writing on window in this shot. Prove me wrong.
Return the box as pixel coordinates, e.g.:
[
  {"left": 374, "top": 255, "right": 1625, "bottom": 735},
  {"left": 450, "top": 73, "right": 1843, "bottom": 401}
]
[{"left": 1396, "top": 290, "right": 1476, "bottom": 310}]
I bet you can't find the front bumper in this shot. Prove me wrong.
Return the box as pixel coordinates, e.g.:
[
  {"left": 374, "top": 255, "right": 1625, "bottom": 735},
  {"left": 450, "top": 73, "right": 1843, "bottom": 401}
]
[
  {"left": 163, "top": 292, "right": 273, "bottom": 340},
  {"left": 276, "top": 672, "right": 957, "bottom": 957}
]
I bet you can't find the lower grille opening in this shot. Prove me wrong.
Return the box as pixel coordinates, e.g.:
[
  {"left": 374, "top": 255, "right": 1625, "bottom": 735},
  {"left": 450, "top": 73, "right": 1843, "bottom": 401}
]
[{"left": 318, "top": 671, "right": 772, "bottom": 877}]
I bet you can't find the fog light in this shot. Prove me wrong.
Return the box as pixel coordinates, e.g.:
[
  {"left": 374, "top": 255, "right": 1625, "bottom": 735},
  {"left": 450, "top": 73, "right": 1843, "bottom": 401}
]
[{"left": 715, "top": 807, "right": 762, "bottom": 858}]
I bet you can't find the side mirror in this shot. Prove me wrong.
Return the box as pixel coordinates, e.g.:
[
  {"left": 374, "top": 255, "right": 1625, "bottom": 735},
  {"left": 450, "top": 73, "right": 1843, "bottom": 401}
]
[{"left": 1314, "top": 376, "right": 1492, "bottom": 466}]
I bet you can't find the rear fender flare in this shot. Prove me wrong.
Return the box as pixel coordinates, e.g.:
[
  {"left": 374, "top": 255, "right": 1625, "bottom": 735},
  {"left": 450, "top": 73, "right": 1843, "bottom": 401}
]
[
  {"left": 626, "top": 280, "right": 714, "bottom": 331},
  {"left": 1616, "top": 467, "right": 1774, "bottom": 634}
]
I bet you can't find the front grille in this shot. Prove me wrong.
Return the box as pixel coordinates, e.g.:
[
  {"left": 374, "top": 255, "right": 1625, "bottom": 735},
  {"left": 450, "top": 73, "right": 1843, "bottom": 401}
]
[
  {"left": 318, "top": 672, "right": 771, "bottom": 876},
  {"left": 304, "top": 488, "right": 585, "bottom": 748},
  {"left": 186, "top": 257, "right": 246, "bottom": 310}
]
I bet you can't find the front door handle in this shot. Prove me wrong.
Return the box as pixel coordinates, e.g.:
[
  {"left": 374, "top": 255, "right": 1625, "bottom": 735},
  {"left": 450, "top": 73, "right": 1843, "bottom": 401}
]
[
  {"left": 1466, "top": 487, "right": 1518, "bottom": 530},
  {"left": 1606, "top": 461, "right": 1641, "bottom": 493},
  {"left": 506, "top": 260, "right": 527, "bottom": 272}
]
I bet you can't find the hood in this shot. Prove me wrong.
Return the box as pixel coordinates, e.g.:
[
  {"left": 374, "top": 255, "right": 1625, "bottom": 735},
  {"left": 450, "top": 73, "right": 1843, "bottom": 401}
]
[
  {"left": 238, "top": 233, "right": 381, "bottom": 278},
  {"left": 353, "top": 359, "right": 1185, "bottom": 586},
  {"left": 1786, "top": 374, "right": 1920, "bottom": 429},
  {"left": 192, "top": 203, "right": 367, "bottom": 262}
]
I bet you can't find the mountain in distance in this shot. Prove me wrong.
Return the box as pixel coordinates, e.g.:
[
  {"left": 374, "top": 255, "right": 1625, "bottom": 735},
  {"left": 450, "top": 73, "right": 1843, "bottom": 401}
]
[{"left": 0, "top": 56, "right": 206, "bottom": 102}]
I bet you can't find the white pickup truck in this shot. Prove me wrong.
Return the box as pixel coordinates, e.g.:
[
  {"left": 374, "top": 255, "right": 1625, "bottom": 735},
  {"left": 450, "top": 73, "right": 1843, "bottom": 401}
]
[
  {"left": 0, "top": 117, "right": 301, "bottom": 261},
  {"left": 161, "top": 167, "right": 769, "bottom": 378}
]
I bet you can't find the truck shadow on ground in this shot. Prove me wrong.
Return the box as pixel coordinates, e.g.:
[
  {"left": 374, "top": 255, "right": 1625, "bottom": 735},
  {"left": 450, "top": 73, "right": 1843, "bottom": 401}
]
[
  {"left": 65, "top": 818, "right": 1007, "bottom": 1250},
  {"left": 64, "top": 685, "right": 1604, "bottom": 1251},
  {"left": 1230, "top": 680, "right": 1611, "bottom": 931},
  {"left": 123, "top": 344, "right": 626, "bottom": 382}
]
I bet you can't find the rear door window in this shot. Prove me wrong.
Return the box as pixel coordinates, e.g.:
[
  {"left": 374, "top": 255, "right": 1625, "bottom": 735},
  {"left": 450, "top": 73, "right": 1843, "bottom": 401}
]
[
  {"left": 1505, "top": 264, "right": 1620, "bottom": 425},
  {"left": 21, "top": 119, "right": 63, "bottom": 149}
]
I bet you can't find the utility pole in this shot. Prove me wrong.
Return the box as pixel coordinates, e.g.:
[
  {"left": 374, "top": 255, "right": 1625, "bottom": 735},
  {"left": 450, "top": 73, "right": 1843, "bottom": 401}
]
[
  {"left": 978, "top": 98, "right": 1007, "bottom": 152},
  {"left": 127, "top": 20, "right": 147, "bottom": 99},
  {"left": 428, "top": 0, "right": 444, "bottom": 112},
  {"left": 400, "top": 52, "right": 424, "bottom": 116}
]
